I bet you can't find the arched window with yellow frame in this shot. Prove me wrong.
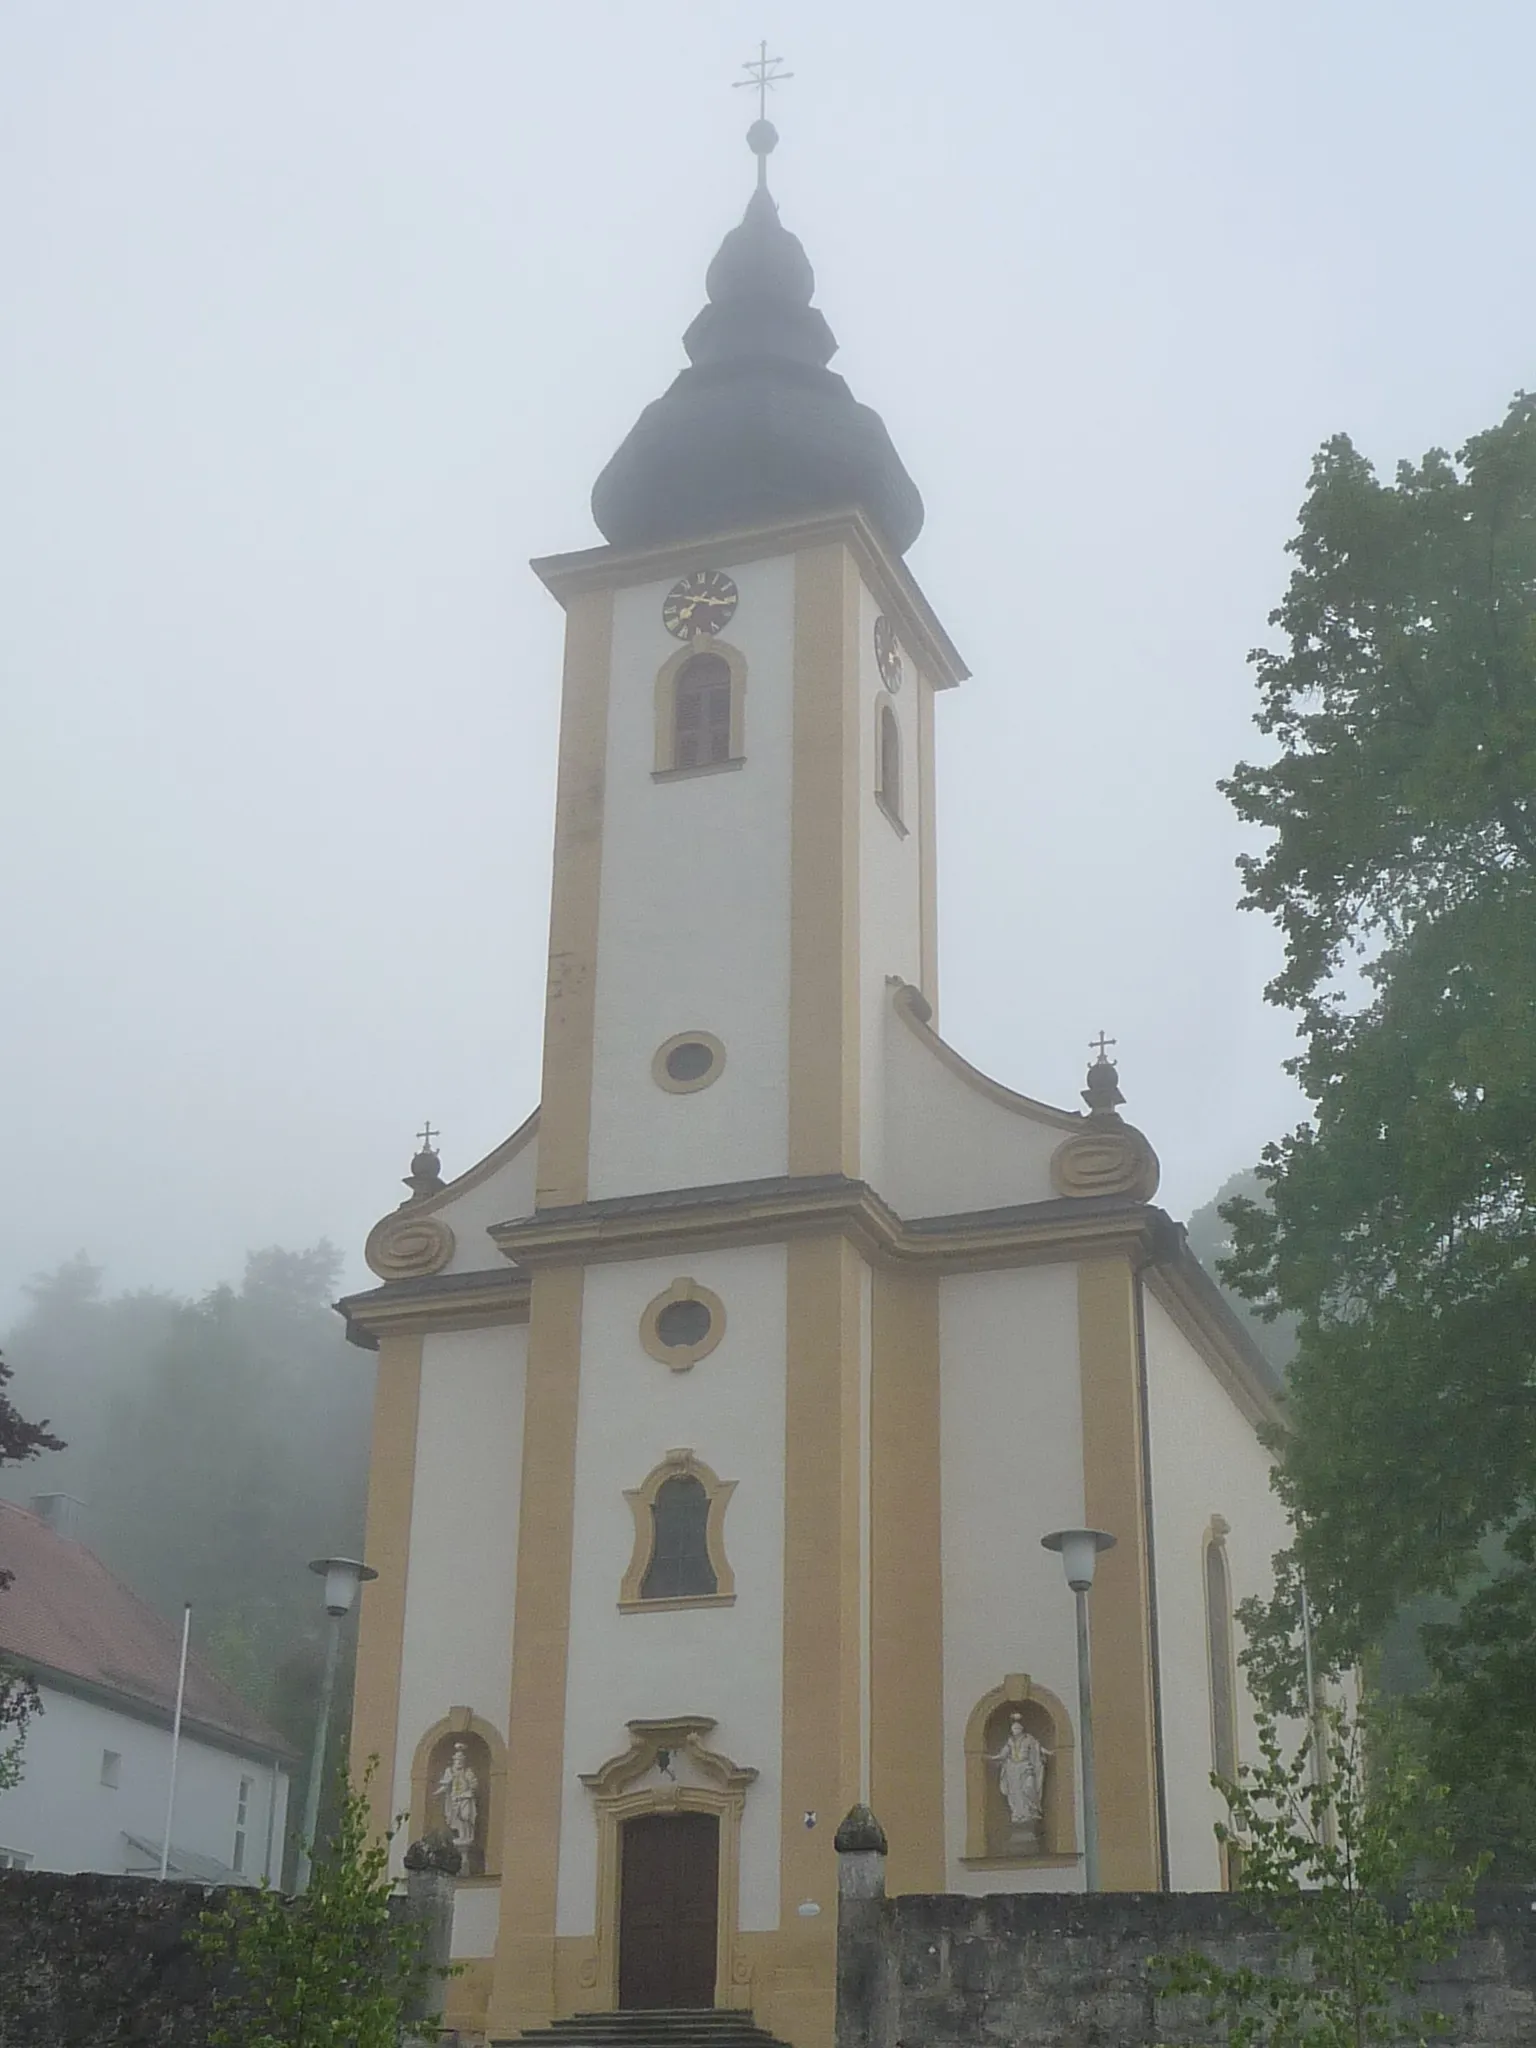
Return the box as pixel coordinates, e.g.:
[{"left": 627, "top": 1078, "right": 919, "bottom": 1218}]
[
  {"left": 620, "top": 1448, "right": 736, "bottom": 1611},
  {"left": 654, "top": 642, "right": 747, "bottom": 777},
  {"left": 875, "top": 698, "right": 906, "bottom": 833}
]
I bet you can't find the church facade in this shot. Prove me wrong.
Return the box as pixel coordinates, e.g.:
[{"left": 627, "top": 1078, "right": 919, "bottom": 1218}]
[{"left": 341, "top": 128, "right": 1288, "bottom": 2048}]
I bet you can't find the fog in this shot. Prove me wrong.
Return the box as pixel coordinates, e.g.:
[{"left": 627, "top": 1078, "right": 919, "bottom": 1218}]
[{"left": 4, "top": 0, "right": 1534, "bottom": 1319}]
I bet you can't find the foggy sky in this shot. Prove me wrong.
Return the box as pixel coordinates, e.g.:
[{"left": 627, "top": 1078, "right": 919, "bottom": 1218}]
[{"left": 4, "top": 1, "right": 1533, "bottom": 1318}]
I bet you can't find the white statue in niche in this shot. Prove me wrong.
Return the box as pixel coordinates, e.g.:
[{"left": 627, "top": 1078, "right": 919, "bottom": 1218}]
[
  {"left": 435, "top": 1740, "right": 479, "bottom": 1851},
  {"left": 990, "top": 1714, "right": 1050, "bottom": 1835}
]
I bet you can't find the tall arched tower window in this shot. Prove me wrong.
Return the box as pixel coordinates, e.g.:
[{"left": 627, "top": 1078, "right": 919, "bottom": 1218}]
[
  {"left": 1205, "top": 1520, "right": 1238, "bottom": 1786},
  {"left": 876, "top": 700, "right": 904, "bottom": 830},
  {"left": 674, "top": 652, "right": 734, "bottom": 770}
]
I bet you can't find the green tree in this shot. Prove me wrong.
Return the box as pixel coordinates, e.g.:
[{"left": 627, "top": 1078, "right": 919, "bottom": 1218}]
[
  {"left": 2, "top": 1243, "right": 374, "bottom": 1866},
  {"left": 1218, "top": 393, "right": 1536, "bottom": 1853},
  {"left": 0, "top": 1348, "right": 64, "bottom": 1789},
  {"left": 1158, "top": 1702, "right": 1479, "bottom": 2047},
  {"left": 197, "top": 1764, "right": 438, "bottom": 2048}
]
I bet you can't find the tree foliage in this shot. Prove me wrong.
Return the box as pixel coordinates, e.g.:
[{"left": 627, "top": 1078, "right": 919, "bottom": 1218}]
[
  {"left": 197, "top": 1764, "right": 437, "bottom": 2048},
  {"left": 1, "top": 1246, "right": 372, "bottom": 1863},
  {"left": 1158, "top": 1704, "right": 1478, "bottom": 2047},
  {"left": 0, "top": 1347, "right": 64, "bottom": 1790},
  {"left": 1219, "top": 392, "right": 1536, "bottom": 1860}
]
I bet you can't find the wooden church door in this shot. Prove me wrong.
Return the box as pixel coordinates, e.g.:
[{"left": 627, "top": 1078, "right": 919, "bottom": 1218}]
[{"left": 617, "top": 1811, "right": 720, "bottom": 2009}]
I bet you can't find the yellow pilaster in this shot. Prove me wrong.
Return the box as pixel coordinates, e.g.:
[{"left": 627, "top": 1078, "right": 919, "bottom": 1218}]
[
  {"left": 536, "top": 586, "right": 615, "bottom": 1211},
  {"left": 788, "top": 543, "right": 861, "bottom": 1179},
  {"left": 869, "top": 1265, "right": 945, "bottom": 1891},
  {"left": 485, "top": 1265, "right": 586, "bottom": 2038},
  {"left": 769, "top": 1234, "right": 865, "bottom": 2048}
]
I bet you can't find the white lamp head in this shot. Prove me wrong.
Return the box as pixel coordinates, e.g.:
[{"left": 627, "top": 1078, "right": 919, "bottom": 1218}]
[
  {"left": 309, "top": 1555, "right": 378, "bottom": 1618},
  {"left": 1041, "top": 1527, "right": 1117, "bottom": 1592}
]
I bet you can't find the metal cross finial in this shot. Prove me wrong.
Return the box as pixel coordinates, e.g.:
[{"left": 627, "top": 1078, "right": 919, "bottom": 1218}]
[
  {"left": 735, "top": 39, "right": 792, "bottom": 122},
  {"left": 1089, "top": 1032, "right": 1117, "bottom": 1063},
  {"left": 416, "top": 1121, "right": 439, "bottom": 1153}
]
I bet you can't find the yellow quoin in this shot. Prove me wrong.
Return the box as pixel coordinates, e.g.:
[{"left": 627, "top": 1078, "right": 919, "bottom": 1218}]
[{"left": 341, "top": 123, "right": 1287, "bottom": 2048}]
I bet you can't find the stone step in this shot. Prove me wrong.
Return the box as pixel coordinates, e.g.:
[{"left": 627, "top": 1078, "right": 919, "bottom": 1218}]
[{"left": 498, "top": 2013, "right": 794, "bottom": 2048}]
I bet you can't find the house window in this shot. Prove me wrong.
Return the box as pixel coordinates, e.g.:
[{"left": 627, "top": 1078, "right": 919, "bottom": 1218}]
[
  {"left": 620, "top": 1449, "right": 737, "bottom": 1610},
  {"left": 233, "top": 1775, "right": 253, "bottom": 1875},
  {"left": 876, "top": 701, "right": 905, "bottom": 832},
  {"left": 674, "top": 653, "right": 733, "bottom": 770},
  {"left": 0, "top": 1848, "right": 31, "bottom": 1870},
  {"left": 100, "top": 1749, "right": 121, "bottom": 1788},
  {"left": 1206, "top": 1527, "right": 1238, "bottom": 1787}
]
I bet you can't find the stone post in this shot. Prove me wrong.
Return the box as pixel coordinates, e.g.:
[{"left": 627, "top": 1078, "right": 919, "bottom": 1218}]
[
  {"left": 834, "top": 1805, "right": 889, "bottom": 2048},
  {"left": 401, "top": 1832, "right": 461, "bottom": 2041}
]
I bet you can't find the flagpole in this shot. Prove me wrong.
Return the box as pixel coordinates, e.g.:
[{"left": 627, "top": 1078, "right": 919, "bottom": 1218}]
[{"left": 159, "top": 1603, "right": 191, "bottom": 1882}]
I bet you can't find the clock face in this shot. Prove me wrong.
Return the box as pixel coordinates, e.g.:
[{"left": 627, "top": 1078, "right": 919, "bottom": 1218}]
[
  {"left": 874, "top": 613, "right": 904, "bottom": 693},
  {"left": 663, "top": 569, "right": 739, "bottom": 640}
]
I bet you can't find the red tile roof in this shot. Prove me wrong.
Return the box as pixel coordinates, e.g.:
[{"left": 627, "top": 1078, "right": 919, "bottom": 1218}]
[{"left": 0, "top": 1498, "right": 295, "bottom": 1759}]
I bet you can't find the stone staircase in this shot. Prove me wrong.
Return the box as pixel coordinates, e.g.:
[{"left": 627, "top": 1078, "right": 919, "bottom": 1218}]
[{"left": 495, "top": 2010, "right": 797, "bottom": 2048}]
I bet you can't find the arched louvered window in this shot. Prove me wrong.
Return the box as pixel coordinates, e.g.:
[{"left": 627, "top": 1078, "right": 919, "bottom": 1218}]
[
  {"left": 621, "top": 1450, "right": 737, "bottom": 1610},
  {"left": 876, "top": 701, "right": 903, "bottom": 826},
  {"left": 674, "top": 653, "right": 734, "bottom": 771},
  {"left": 1206, "top": 1532, "right": 1238, "bottom": 1785},
  {"left": 640, "top": 1474, "right": 716, "bottom": 1600}
]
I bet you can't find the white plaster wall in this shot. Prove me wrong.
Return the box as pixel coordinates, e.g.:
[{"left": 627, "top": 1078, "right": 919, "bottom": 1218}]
[
  {"left": 556, "top": 1246, "right": 787, "bottom": 1938},
  {"left": 587, "top": 558, "right": 796, "bottom": 1199},
  {"left": 938, "top": 1266, "right": 1087, "bottom": 1892},
  {"left": 856, "top": 575, "right": 924, "bottom": 1195},
  {"left": 433, "top": 1125, "right": 540, "bottom": 1273},
  {"left": 392, "top": 1325, "right": 527, "bottom": 1855},
  {"left": 451, "top": 1883, "right": 502, "bottom": 1961},
  {"left": 881, "top": 1014, "right": 1065, "bottom": 1221},
  {"left": 0, "top": 1683, "right": 287, "bottom": 1880},
  {"left": 1141, "top": 1288, "right": 1290, "bottom": 1889}
]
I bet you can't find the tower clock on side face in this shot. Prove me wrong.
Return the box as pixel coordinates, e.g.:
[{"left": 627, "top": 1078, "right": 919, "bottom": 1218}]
[
  {"left": 663, "top": 569, "right": 739, "bottom": 640},
  {"left": 874, "top": 613, "right": 904, "bottom": 692}
]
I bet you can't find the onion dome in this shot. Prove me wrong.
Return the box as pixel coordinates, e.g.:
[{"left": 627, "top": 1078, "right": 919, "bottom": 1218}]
[{"left": 591, "top": 127, "right": 923, "bottom": 555}]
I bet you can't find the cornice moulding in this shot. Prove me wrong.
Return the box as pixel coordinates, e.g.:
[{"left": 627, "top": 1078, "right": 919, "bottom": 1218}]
[{"left": 531, "top": 509, "right": 968, "bottom": 692}]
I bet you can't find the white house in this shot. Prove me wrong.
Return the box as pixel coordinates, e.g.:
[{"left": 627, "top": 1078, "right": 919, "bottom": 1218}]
[{"left": 0, "top": 1494, "right": 294, "bottom": 1883}]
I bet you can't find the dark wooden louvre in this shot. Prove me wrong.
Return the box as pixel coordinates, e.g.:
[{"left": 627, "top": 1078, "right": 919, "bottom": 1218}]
[
  {"left": 674, "top": 654, "right": 733, "bottom": 769},
  {"left": 641, "top": 1473, "right": 717, "bottom": 1599},
  {"left": 878, "top": 702, "right": 902, "bottom": 819},
  {"left": 1206, "top": 1542, "right": 1237, "bottom": 1783}
]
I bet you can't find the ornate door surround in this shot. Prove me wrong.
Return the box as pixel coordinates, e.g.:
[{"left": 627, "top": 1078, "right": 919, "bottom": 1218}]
[{"left": 579, "top": 1716, "right": 758, "bottom": 2010}]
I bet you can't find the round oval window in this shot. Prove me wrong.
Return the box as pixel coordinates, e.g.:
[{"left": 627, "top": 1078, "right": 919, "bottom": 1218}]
[
  {"left": 655, "top": 1298, "right": 713, "bottom": 1350},
  {"left": 665, "top": 1039, "right": 716, "bottom": 1085}
]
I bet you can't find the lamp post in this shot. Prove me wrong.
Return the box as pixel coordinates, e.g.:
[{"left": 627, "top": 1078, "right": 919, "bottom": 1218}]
[
  {"left": 1041, "top": 1527, "right": 1116, "bottom": 1892},
  {"left": 295, "top": 1556, "right": 376, "bottom": 1893}
]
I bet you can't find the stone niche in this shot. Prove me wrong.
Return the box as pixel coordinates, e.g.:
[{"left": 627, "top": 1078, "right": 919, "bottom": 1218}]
[
  {"left": 411, "top": 1714, "right": 504, "bottom": 1880},
  {"left": 963, "top": 1674, "right": 1077, "bottom": 1867}
]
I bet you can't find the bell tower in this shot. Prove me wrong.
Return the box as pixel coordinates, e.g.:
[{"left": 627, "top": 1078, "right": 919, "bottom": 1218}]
[{"left": 529, "top": 117, "right": 962, "bottom": 1224}]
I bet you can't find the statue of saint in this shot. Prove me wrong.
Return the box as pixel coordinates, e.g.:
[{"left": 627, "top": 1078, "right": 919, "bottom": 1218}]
[
  {"left": 435, "top": 1740, "right": 479, "bottom": 1852},
  {"left": 990, "top": 1713, "right": 1050, "bottom": 1830}
]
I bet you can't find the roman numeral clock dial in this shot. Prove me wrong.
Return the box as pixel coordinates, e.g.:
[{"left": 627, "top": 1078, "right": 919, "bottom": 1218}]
[{"left": 663, "top": 569, "right": 739, "bottom": 640}]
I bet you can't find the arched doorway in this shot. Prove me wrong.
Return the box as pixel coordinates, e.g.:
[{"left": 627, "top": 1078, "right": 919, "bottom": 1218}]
[{"left": 618, "top": 1810, "right": 720, "bottom": 2009}]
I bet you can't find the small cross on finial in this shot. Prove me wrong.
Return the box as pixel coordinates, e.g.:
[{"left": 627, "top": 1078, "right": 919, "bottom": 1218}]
[
  {"left": 1089, "top": 1032, "right": 1117, "bottom": 1063},
  {"left": 416, "top": 1121, "right": 439, "bottom": 1153},
  {"left": 735, "top": 39, "right": 793, "bottom": 122}
]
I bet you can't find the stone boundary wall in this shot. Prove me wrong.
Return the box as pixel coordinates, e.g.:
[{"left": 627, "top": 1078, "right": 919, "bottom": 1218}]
[
  {"left": 0, "top": 1868, "right": 233, "bottom": 2046},
  {"left": 0, "top": 1860, "right": 456, "bottom": 2048},
  {"left": 838, "top": 1881, "right": 1536, "bottom": 2048}
]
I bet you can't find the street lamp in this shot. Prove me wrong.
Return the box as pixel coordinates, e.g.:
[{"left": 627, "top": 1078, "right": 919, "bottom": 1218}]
[
  {"left": 294, "top": 1555, "right": 377, "bottom": 1893},
  {"left": 1041, "top": 1527, "right": 1116, "bottom": 1893}
]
